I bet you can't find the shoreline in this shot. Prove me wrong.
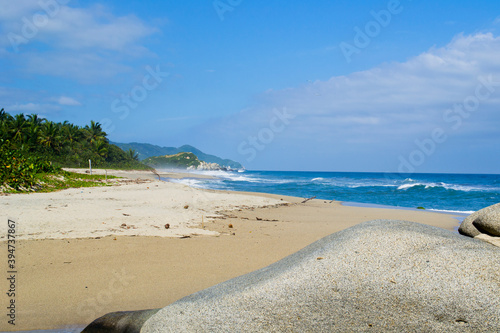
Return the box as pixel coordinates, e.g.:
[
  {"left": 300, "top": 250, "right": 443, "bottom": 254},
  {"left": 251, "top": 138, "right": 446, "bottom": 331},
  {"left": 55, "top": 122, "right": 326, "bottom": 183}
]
[{"left": 0, "top": 169, "right": 462, "bottom": 331}]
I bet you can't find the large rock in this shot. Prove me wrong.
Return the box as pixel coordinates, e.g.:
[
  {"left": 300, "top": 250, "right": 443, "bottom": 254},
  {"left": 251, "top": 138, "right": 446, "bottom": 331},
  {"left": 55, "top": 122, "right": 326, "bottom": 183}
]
[
  {"left": 473, "top": 205, "right": 500, "bottom": 236},
  {"left": 459, "top": 203, "right": 500, "bottom": 237},
  {"left": 142, "top": 220, "right": 500, "bottom": 332},
  {"left": 81, "top": 309, "right": 159, "bottom": 333}
]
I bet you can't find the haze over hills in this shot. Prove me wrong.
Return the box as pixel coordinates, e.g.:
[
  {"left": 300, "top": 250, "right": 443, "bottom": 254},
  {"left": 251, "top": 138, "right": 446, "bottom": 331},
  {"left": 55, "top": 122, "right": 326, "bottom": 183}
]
[{"left": 112, "top": 142, "right": 243, "bottom": 169}]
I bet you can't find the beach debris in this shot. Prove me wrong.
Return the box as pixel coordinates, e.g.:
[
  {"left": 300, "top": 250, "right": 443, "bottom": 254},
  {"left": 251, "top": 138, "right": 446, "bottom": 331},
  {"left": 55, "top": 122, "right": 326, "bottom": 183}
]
[
  {"left": 417, "top": 206, "right": 425, "bottom": 210},
  {"left": 228, "top": 224, "right": 233, "bottom": 228},
  {"left": 316, "top": 257, "right": 324, "bottom": 260},
  {"left": 184, "top": 205, "right": 189, "bottom": 209},
  {"left": 301, "top": 196, "right": 316, "bottom": 204},
  {"left": 120, "top": 223, "right": 127, "bottom": 228},
  {"left": 165, "top": 224, "right": 170, "bottom": 229},
  {"left": 151, "top": 169, "right": 161, "bottom": 180},
  {"left": 255, "top": 217, "right": 278, "bottom": 222},
  {"left": 123, "top": 213, "right": 130, "bottom": 216},
  {"left": 180, "top": 235, "right": 191, "bottom": 239}
]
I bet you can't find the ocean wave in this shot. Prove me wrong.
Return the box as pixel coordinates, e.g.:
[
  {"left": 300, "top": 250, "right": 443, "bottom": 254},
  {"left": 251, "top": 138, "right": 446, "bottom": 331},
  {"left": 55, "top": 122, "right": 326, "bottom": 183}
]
[
  {"left": 428, "top": 209, "right": 475, "bottom": 215},
  {"left": 167, "top": 178, "right": 207, "bottom": 188},
  {"left": 397, "top": 181, "right": 494, "bottom": 192}
]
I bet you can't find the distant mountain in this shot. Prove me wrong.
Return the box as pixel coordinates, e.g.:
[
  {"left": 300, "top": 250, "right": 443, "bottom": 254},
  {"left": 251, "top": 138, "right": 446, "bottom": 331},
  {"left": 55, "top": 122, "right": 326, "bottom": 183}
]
[{"left": 111, "top": 142, "right": 243, "bottom": 169}]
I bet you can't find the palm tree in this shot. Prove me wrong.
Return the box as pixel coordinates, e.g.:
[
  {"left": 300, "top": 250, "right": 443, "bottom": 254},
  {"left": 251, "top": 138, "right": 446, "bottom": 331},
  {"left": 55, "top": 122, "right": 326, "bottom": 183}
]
[
  {"left": 94, "top": 139, "right": 109, "bottom": 158},
  {"left": 26, "top": 114, "right": 44, "bottom": 150},
  {"left": 84, "top": 121, "right": 106, "bottom": 145},
  {"left": 127, "top": 148, "right": 139, "bottom": 161},
  {"left": 61, "top": 123, "right": 84, "bottom": 153},
  {"left": 38, "top": 121, "right": 62, "bottom": 151},
  {"left": 0, "top": 108, "right": 12, "bottom": 123},
  {"left": 9, "top": 114, "right": 28, "bottom": 145},
  {"left": 0, "top": 109, "right": 13, "bottom": 141}
]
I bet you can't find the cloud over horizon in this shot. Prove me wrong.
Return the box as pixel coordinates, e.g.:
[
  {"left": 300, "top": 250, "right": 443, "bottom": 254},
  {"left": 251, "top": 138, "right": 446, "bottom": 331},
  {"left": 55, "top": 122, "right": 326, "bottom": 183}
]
[{"left": 191, "top": 33, "right": 500, "bottom": 173}]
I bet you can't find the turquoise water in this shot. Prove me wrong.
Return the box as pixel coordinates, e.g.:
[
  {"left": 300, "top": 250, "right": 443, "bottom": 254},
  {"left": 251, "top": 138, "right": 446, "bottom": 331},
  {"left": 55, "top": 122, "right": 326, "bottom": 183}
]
[{"left": 172, "top": 171, "right": 500, "bottom": 214}]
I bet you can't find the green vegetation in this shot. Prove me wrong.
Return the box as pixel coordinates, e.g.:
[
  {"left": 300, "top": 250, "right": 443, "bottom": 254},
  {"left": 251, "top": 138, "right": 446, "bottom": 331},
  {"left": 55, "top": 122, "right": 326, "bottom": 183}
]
[
  {"left": 143, "top": 152, "right": 202, "bottom": 169},
  {"left": 417, "top": 206, "right": 426, "bottom": 210},
  {"left": 113, "top": 142, "right": 243, "bottom": 169},
  {"left": 0, "top": 108, "right": 150, "bottom": 192},
  {"left": 33, "top": 171, "right": 118, "bottom": 193}
]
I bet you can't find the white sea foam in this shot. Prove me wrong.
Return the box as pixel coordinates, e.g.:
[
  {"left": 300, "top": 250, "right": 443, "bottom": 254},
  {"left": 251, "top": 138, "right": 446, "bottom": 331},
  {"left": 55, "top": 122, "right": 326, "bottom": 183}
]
[
  {"left": 396, "top": 181, "right": 492, "bottom": 192},
  {"left": 167, "top": 178, "right": 207, "bottom": 188},
  {"left": 397, "top": 183, "right": 423, "bottom": 190},
  {"left": 428, "top": 209, "right": 475, "bottom": 215}
]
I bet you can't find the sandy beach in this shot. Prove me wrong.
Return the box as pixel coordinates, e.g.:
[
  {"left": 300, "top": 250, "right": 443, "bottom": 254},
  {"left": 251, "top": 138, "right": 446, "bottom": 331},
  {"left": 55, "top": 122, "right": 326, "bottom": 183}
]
[{"left": 0, "top": 169, "right": 461, "bottom": 331}]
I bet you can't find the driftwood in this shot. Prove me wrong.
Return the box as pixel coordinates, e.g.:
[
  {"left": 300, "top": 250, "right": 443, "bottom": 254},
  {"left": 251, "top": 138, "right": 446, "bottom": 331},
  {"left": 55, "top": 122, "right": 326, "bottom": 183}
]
[
  {"left": 301, "top": 196, "right": 316, "bottom": 204},
  {"left": 151, "top": 168, "right": 161, "bottom": 180}
]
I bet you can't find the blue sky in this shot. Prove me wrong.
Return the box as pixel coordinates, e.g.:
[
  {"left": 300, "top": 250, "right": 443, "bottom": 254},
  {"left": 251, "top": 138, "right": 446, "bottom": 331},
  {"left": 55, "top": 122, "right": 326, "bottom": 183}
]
[{"left": 1, "top": 0, "right": 500, "bottom": 173}]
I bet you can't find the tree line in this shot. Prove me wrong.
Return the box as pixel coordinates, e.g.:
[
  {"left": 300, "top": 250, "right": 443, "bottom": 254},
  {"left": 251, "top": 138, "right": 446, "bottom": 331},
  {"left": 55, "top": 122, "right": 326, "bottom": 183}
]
[{"left": 0, "top": 108, "right": 145, "bottom": 169}]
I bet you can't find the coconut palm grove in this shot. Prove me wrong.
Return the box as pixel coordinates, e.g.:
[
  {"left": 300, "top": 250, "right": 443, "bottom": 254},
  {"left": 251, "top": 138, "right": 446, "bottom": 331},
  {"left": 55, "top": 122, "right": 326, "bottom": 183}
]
[{"left": 0, "top": 108, "right": 148, "bottom": 191}]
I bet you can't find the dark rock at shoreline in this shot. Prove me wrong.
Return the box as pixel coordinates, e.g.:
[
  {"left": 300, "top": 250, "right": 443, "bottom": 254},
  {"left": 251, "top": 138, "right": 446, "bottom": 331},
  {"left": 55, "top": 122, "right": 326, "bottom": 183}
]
[
  {"left": 81, "top": 309, "right": 159, "bottom": 333},
  {"left": 142, "top": 220, "right": 500, "bottom": 332}
]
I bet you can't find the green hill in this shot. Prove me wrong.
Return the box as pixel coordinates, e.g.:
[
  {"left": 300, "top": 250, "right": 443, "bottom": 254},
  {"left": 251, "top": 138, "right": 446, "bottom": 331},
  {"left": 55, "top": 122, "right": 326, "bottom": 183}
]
[
  {"left": 112, "top": 142, "right": 243, "bottom": 169},
  {"left": 142, "top": 152, "right": 201, "bottom": 169}
]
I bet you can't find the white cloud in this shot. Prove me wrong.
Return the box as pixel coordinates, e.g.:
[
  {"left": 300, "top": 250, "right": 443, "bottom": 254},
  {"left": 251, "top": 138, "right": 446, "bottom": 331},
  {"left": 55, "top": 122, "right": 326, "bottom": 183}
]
[
  {"left": 0, "top": 0, "right": 41, "bottom": 20},
  {"left": 38, "top": 5, "right": 157, "bottom": 53},
  {"left": 8, "top": 103, "right": 44, "bottom": 112},
  {"left": 0, "top": 2, "right": 158, "bottom": 81},
  {"left": 21, "top": 51, "right": 133, "bottom": 82},
  {"left": 193, "top": 33, "right": 500, "bottom": 170},
  {"left": 57, "top": 96, "right": 81, "bottom": 106},
  {"left": 0, "top": 3, "right": 157, "bottom": 53}
]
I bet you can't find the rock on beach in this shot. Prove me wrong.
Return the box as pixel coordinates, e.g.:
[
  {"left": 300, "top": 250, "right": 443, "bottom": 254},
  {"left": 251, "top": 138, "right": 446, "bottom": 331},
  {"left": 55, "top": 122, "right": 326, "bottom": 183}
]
[
  {"left": 473, "top": 207, "right": 500, "bottom": 236},
  {"left": 82, "top": 309, "right": 159, "bottom": 333},
  {"left": 139, "top": 220, "right": 500, "bottom": 332},
  {"left": 459, "top": 203, "right": 500, "bottom": 237}
]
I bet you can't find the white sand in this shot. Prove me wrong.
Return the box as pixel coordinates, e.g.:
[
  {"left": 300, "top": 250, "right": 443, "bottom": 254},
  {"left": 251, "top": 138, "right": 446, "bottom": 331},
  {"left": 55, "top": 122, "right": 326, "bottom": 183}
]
[{"left": 0, "top": 179, "right": 282, "bottom": 240}]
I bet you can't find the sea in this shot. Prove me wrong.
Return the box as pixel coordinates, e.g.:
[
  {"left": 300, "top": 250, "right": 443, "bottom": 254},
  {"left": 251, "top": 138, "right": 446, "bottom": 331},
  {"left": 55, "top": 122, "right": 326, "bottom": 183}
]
[{"left": 171, "top": 170, "right": 500, "bottom": 215}]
